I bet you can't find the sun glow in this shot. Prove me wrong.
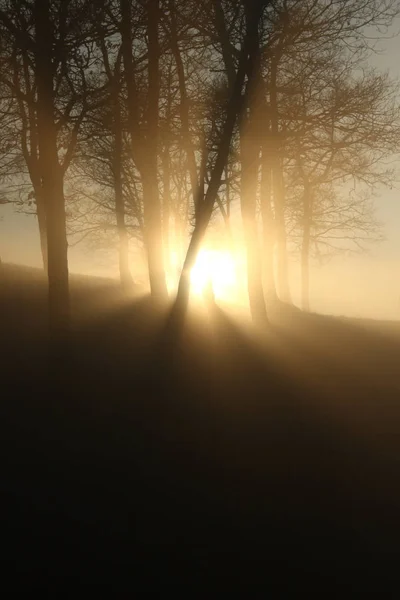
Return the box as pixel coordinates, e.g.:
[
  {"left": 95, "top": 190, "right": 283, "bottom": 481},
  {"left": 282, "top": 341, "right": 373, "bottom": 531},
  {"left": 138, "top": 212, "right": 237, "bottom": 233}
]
[{"left": 190, "top": 249, "right": 237, "bottom": 301}]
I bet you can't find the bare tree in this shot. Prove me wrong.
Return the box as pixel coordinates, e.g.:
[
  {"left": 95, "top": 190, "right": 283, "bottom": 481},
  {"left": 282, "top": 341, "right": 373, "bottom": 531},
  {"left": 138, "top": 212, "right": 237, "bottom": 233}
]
[
  {"left": 119, "top": 0, "right": 168, "bottom": 299},
  {"left": 0, "top": 0, "right": 105, "bottom": 335},
  {"left": 208, "top": 0, "right": 269, "bottom": 322},
  {"left": 272, "top": 15, "right": 400, "bottom": 310},
  {"left": 34, "top": 0, "right": 70, "bottom": 333},
  {"left": 174, "top": 0, "right": 267, "bottom": 317}
]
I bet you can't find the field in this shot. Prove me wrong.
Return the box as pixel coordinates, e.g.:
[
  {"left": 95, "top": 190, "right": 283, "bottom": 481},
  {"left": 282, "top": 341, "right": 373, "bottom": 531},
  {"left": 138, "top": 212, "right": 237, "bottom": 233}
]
[{"left": 1, "top": 263, "right": 400, "bottom": 590}]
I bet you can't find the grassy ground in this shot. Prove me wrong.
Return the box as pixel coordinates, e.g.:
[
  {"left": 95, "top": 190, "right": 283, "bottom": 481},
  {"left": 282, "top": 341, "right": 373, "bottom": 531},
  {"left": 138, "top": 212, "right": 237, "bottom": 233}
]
[{"left": 1, "top": 263, "right": 400, "bottom": 590}]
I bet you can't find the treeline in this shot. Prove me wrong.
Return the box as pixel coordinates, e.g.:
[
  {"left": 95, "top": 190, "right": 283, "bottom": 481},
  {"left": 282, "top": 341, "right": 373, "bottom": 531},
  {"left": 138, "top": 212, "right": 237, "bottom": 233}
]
[{"left": 0, "top": 0, "right": 399, "bottom": 334}]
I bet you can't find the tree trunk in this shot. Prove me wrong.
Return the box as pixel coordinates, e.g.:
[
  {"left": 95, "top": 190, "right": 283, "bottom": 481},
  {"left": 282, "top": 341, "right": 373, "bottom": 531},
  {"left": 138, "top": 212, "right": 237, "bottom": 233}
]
[
  {"left": 115, "top": 173, "right": 133, "bottom": 290},
  {"left": 213, "top": 0, "right": 267, "bottom": 324},
  {"left": 162, "top": 149, "right": 171, "bottom": 274},
  {"left": 174, "top": 3, "right": 264, "bottom": 316},
  {"left": 301, "top": 191, "right": 312, "bottom": 312},
  {"left": 240, "top": 6, "right": 268, "bottom": 325},
  {"left": 142, "top": 174, "right": 168, "bottom": 298},
  {"left": 34, "top": 185, "right": 48, "bottom": 272},
  {"left": 301, "top": 229, "right": 310, "bottom": 312},
  {"left": 270, "top": 54, "right": 292, "bottom": 304},
  {"left": 240, "top": 130, "right": 268, "bottom": 324},
  {"left": 34, "top": 0, "right": 69, "bottom": 336},
  {"left": 112, "top": 74, "right": 133, "bottom": 289},
  {"left": 174, "top": 212, "right": 185, "bottom": 267},
  {"left": 23, "top": 74, "right": 48, "bottom": 273},
  {"left": 162, "top": 62, "right": 173, "bottom": 275},
  {"left": 120, "top": 0, "right": 167, "bottom": 299},
  {"left": 260, "top": 136, "right": 277, "bottom": 306},
  {"left": 224, "top": 167, "right": 235, "bottom": 254},
  {"left": 273, "top": 166, "right": 291, "bottom": 304},
  {"left": 143, "top": 0, "right": 167, "bottom": 299},
  {"left": 170, "top": 0, "right": 199, "bottom": 207}
]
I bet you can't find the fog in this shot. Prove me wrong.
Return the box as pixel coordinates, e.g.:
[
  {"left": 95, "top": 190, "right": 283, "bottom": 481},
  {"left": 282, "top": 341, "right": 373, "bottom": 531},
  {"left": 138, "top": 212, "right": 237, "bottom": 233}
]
[
  {"left": 3, "top": 1, "right": 400, "bottom": 586},
  {"left": 2, "top": 204, "right": 399, "bottom": 321}
]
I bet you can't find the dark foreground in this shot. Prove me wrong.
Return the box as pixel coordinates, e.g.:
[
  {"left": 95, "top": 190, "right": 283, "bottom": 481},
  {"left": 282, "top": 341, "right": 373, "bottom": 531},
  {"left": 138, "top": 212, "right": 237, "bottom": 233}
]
[{"left": 1, "top": 264, "right": 400, "bottom": 591}]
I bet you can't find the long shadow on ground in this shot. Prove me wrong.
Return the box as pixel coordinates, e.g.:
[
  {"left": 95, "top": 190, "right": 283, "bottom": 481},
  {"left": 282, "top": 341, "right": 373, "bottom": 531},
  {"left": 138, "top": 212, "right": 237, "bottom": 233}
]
[{"left": 1, "top": 265, "right": 400, "bottom": 588}]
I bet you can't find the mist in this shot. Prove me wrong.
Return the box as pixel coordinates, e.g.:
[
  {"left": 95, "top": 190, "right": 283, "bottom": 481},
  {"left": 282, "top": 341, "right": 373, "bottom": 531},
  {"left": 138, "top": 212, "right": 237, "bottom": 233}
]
[{"left": 2, "top": 0, "right": 400, "bottom": 591}]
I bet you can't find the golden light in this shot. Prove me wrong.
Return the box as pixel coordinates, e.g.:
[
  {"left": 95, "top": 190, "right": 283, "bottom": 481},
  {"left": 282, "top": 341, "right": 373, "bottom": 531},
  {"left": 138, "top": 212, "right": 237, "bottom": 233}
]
[{"left": 190, "top": 249, "right": 237, "bottom": 301}]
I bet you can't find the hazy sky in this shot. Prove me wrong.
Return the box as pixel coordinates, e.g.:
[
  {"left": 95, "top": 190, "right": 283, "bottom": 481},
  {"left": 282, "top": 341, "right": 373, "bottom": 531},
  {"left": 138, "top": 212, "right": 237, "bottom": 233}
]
[{"left": 1, "top": 20, "right": 400, "bottom": 321}]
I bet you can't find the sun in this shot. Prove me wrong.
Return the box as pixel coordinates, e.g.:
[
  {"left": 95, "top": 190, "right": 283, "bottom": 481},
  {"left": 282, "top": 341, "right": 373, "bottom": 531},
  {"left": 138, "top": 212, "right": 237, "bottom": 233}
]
[{"left": 190, "top": 248, "right": 237, "bottom": 301}]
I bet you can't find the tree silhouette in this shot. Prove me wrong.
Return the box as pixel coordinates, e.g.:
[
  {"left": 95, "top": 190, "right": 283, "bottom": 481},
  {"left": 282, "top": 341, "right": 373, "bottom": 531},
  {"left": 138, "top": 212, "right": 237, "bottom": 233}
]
[
  {"left": 0, "top": 0, "right": 399, "bottom": 325},
  {"left": 0, "top": 0, "right": 106, "bottom": 335}
]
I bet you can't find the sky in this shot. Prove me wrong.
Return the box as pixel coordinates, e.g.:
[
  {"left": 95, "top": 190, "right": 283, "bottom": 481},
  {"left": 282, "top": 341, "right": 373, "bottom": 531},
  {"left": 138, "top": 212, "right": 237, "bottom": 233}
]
[{"left": 1, "top": 20, "right": 400, "bottom": 321}]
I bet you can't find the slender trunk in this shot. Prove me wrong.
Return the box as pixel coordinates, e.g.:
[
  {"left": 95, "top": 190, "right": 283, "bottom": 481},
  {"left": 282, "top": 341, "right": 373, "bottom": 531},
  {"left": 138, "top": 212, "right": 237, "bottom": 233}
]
[
  {"left": 114, "top": 170, "right": 132, "bottom": 290},
  {"left": 270, "top": 55, "right": 291, "bottom": 304},
  {"left": 174, "top": 182, "right": 184, "bottom": 265},
  {"left": 117, "top": 221, "right": 132, "bottom": 289},
  {"left": 169, "top": 0, "right": 199, "bottom": 207},
  {"left": 212, "top": 0, "right": 236, "bottom": 84},
  {"left": 142, "top": 174, "right": 168, "bottom": 298},
  {"left": 197, "top": 141, "right": 207, "bottom": 220},
  {"left": 34, "top": 0, "right": 69, "bottom": 336},
  {"left": 120, "top": 0, "right": 167, "bottom": 299},
  {"left": 226, "top": 166, "right": 231, "bottom": 219},
  {"left": 162, "top": 149, "right": 171, "bottom": 273},
  {"left": 162, "top": 63, "right": 173, "bottom": 275},
  {"left": 301, "top": 230, "right": 310, "bottom": 312},
  {"left": 301, "top": 191, "right": 312, "bottom": 312},
  {"left": 112, "top": 74, "right": 133, "bottom": 289},
  {"left": 240, "top": 130, "right": 268, "bottom": 324},
  {"left": 224, "top": 167, "right": 235, "bottom": 255},
  {"left": 215, "top": 192, "right": 232, "bottom": 241},
  {"left": 273, "top": 167, "right": 291, "bottom": 303},
  {"left": 260, "top": 135, "right": 277, "bottom": 306},
  {"left": 33, "top": 184, "right": 48, "bottom": 272},
  {"left": 239, "top": 6, "right": 267, "bottom": 324},
  {"left": 175, "top": 212, "right": 184, "bottom": 266},
  {"left": 23, "top": 67, "right": 48, "bottom": 273},
  {"left": 144, "top": 0, "right": 167, "bottom": 298}
]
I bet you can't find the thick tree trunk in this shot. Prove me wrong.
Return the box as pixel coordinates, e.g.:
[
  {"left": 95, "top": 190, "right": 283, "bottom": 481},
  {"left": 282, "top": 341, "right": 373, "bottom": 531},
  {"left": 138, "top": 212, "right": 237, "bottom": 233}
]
[
  {"left": 34, "top": 0, "right": 69, "bottom": 336},
  {"left": 46, "top": 179, "right": 70, "bottom": 334}
]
